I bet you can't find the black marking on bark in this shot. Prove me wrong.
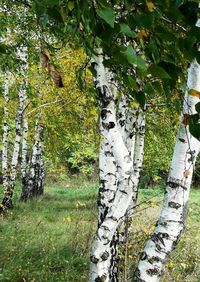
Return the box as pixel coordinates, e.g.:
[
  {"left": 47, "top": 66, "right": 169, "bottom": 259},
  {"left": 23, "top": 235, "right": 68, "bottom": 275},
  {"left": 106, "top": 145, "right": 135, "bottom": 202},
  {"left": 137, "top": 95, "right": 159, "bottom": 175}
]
[
  {"left": 148, "top": 256, "right": 162, "bottom": 264},
  {"left": 102, "top": 121, "right": 115, "bottom": 131},
  {"left": 101, "top": 109, "right": 107, "bottom": 120},
  {"left": 101, "top": 251, "right": 109, "bottom": 261},
  {"left": 187, "top": 150, "right": 195, "bottom": 162},
  {"left": 146, "top": 268, "right": 160, "bottom": 276},
  {"left": 167, "top": 177, "right": 187, "bottom": 190},
  {"left": 95, "top": 275, "right": 107, "bottom": 282},
  {"left": 118, "top": 112, "right": 123, "bottom": 119},
  {"left": 108, "top": 122, "right": 115, "bottom": 129},
  {"left": 133, "top": 269, "right": 145, "bottom": 282},
  {"left": 172, "top": 231, "right": 182, "bottom": 249},
  {"left": 167, "top": 181, "right": 179, "bottom": 189},
  {"left": 119, "top": 189, "right": 128, "bottom": 195},
  {"left": 168, "top": 201, "right": 181, "bottom": 209},
  {"left": 90, "top": 255, "right": 99, "bottom": 264},
  {"left": 119, "top": 120, "right": 125, "bottom": 127},
  {"left": 151, "top": 232, "right": 169, "bottom": 247},
  {"left": 108, "top": 215, "right": 118, "bottom": 222},
  {"left": 140, "top": 251, "right": 148, "bottom": 260},
  {"left": 104, "top": 150, "right": 112, "bottom": 157},
  {"left": 159, "top": 221, "right": 167, "bottom": 227},
  {"left": 179, "top": 138, "right": 186, "bottom": 143}
]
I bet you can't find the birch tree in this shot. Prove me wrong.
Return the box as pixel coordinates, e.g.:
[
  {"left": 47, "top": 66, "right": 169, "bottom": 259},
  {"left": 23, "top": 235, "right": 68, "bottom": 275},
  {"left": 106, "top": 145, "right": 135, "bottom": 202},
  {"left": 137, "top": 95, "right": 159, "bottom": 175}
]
[
  {"left": 20, "top": 119, "right": 45, "bottom": 201},
  {"left": 90, "top": 52, "right": 147, "bottom": 281},
  {"left": 0, "top": 48, "right": 28, "bottom": 213},
  {"left": 2, "top": 77, "right": 9, "bottom": 190},
  {"left": 0, "top": 80, "right": 26, "bottom": 212},
  {"left": 133, "top": 59, "right": 200, "bottom": 281}
]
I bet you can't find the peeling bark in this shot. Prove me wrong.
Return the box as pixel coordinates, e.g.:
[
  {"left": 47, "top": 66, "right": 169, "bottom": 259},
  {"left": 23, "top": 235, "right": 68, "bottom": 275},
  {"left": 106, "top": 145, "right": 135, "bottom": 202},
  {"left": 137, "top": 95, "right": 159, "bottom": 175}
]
[{"left": 133, "top": 60, "right": 200, "bottom": 282}]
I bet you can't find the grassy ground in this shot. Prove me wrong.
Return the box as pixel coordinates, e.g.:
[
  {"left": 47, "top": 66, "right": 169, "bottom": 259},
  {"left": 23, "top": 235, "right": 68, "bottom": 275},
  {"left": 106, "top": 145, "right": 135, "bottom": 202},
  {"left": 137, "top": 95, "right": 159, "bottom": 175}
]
[{"left": 0, "top": 180, "right": 200, "bottom": 282}]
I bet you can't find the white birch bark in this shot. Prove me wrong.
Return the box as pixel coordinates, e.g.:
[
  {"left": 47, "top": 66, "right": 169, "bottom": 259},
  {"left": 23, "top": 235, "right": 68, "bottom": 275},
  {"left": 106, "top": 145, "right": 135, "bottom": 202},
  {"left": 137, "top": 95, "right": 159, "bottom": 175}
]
[
  {"left": 1, "top": 83, "right": 25, "bottom": 211},
  {"left": 21, "top": 110, "right": 28, "bottom": 179},
  {"left": 2, "top": 78, "right": 9, "bottom": 188},
  {"left": 133, "top": 60, "right": 200, "bottom": 282},
  {"left": 118, "top": 95, "right": 137, "bottom": 162},
  {"left": 90, "top": 53, "right": 139, "bottom": 282},
  {"left": 0, "top": 47, "right": 28, "bottom": 212},
  {"left": 126, "top": 108, "right": 146, "bottom": 218},
  {"left": 20, "top": 119, "right": 45, "bottom": 201}
]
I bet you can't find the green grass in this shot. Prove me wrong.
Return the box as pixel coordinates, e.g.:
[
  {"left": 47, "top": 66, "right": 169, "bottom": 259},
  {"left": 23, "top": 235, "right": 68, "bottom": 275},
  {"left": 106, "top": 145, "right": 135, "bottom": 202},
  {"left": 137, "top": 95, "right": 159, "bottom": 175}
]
[{"left": 0, "top": 183, "right": 200, "bottom": 282}]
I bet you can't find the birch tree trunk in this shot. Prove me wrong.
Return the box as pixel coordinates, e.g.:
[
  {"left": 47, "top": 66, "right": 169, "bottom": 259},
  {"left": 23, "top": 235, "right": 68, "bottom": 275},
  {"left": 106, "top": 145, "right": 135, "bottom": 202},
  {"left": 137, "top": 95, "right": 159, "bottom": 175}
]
[
  {"left": 90, "top": 53, "right": 139, "bottom": 282},
  {"left": 133, "top": 60, "right": 200, "bottom": 282},
  {"left": 92, "top": 53, "right": 119, "bottom": 282},
  {"left": 0, "top": 47, "right": 28, "bottom": 213},
  {"left": 20, "top": 120, "right": 45, "bottom": 201},
  {"left": 0, "top": 82, "right": 25, "bottom": 212},
  {"left": 126, "top": 108, "right": 146, "bottom": 218},
  {"left": 21, "top": 108, "right": 28, "bottom": 180},
  {"left": 2, "top": 77, "right": 9, "bottom": 189}
]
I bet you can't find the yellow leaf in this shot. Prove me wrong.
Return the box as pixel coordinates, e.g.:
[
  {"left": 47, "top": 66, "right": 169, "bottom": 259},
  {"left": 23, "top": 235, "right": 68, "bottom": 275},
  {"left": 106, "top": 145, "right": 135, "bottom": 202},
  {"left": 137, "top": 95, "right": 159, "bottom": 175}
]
[
  {"left": 84, "top": 117, "right": 93, "bottom": 126},
  {"left": 128, "top": 243, "right": 133, "bottom": 249},
  {"left": 68, "top": 1, "right": 75, "bottom": 11},
  {"left": 63, "top": 216, "right": 72, "bottom": 223},
  {"left": 188, "top": 89, "right": 200, "bottom": 98},
  {"left": 150, "top": 225, "right": 155, "bottom": 233},
  {"left": 167, "top": 261, "right": 174, "bottom": 268},
  {"left": 146, "top": 1, "right": 155, "bottom": 12},
  {"left": 141, "top": 227, "right": 149, "bottom": 235},
  {"left": 90, "top": 108, "right": 97, "bottom": 116}
]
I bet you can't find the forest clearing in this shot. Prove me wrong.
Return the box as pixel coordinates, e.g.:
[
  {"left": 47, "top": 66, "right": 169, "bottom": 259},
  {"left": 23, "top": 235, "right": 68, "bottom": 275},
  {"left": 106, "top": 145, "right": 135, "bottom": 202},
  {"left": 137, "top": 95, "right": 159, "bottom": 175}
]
[{"left": 1, "top": 180, "right": 200, "bottom": 282}]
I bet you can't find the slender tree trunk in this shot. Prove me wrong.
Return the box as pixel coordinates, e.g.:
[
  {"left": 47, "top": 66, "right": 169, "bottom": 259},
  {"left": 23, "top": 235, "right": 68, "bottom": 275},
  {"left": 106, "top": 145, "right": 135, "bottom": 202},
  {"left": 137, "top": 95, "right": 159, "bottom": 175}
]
[
  {"left": 0, "top": 81, "right": 25, "bottom": 212},
  {"left": 20, "top": 120, "right": 45, "bottom": 201},
  {"left": 90, "top": 53, "right": 139, "bottom": 282},
  {"left": 126, "top": 108, "right": 146, "bottom": 218},
  {"left": 92, "top": 53, "right": 119, "bottom": 282},
  {"left": 21, "top": 111, "right": 28, "bottom": 180},
  {"left": 2, "top": 78, "right": 9, "bottom": 189},
  {"left": 133, "top": 59, "right": 200, "bottom": 282}
]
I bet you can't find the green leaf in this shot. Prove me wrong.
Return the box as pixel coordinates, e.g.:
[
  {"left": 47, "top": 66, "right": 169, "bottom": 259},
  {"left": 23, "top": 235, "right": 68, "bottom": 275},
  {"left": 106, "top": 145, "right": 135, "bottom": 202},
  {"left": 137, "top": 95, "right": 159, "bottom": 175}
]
[
  {"left": 188, "top": 113, "right": 200, "bottom": 141},
  {"left": 135, "top": 91, "right": 146, "bottom": 108},
  {"left": 124, "top": 75, "right": 138, "bottom": 91},
  {"left": 195, "top": 102, "right": 200, "bottom": 113},
  {"left": 189, "top": 124, "right": 200, "bottom": 141},
  {"left": 148, "top": 64, "right": 171, "bottom": 79},
  {"left": 122, "top": 46, "right": 147, "bottom": 71},
  {"left": 0, "top": 44, "right": 7, "bottom": 54},
  {"left": 120, "top": 23, "right": 136, "bottom": 38},
  {"left": 96, "top": 7, "right": 115, "bottom": 28},
  {"left": 47, "top": 8, "right": 63, "bottom": 22}
]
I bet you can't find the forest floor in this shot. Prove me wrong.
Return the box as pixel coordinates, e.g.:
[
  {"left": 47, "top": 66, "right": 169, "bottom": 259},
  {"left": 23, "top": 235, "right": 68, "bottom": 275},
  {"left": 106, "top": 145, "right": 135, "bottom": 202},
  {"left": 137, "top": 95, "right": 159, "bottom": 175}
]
[{"left": 0, "top": 178, "right": 200, "bottom": 282}]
